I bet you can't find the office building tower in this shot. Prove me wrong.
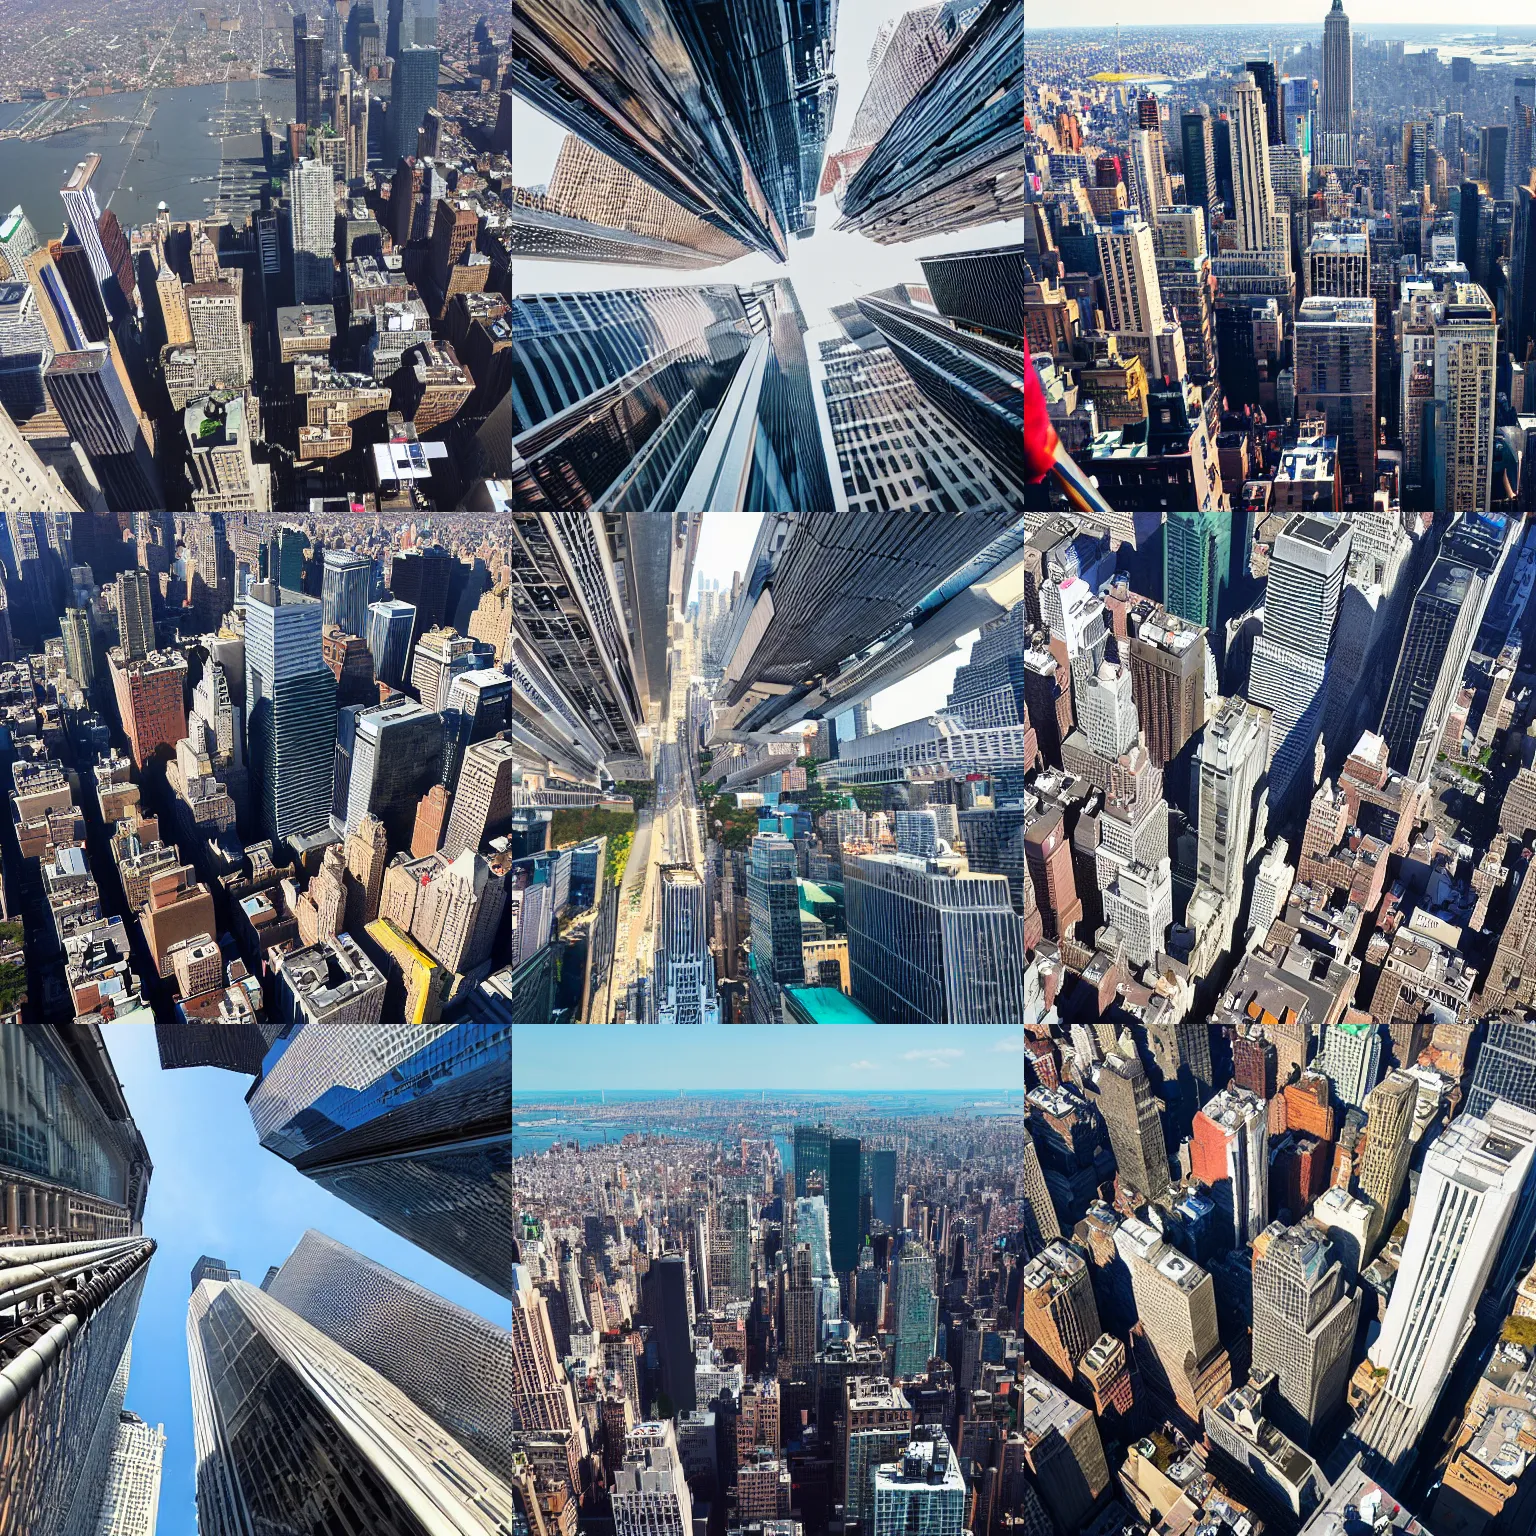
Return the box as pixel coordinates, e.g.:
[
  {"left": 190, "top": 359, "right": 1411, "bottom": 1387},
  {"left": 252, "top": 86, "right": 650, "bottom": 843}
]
[
  {"left": 916, "top": 244, "right": 1028, "bottom": 344},
  {"left": 442, "top": 736, "right": 516, "bottom": 857},
  {"left": 289, "top": 158, "right": 336, "bottom": 305},
  {"left": 891, "top": 1244, "right": 938, "bottom": 1377},
  {"left": 1019, "top": 1243, "right": 1102, "bottom": 1385},
  {"left": 1118, "top": 1217, "right": 1231, "bottom": 1427},
  {"left": 184, "top": 284, "right": 250, "bottom": 391},
  {"left": 843, "top": 849, "right": 1028, "bottom": 1023},
  {"left": 1512, "top": 187, "right": 1536, "bottom": 369},
  {"left": 1082, "top": 662, "right": 1141, "bottom": 759},
  {"left": 1126, "top": 609, "right": 1209, "bottom": 768},
  {"left": 61, "top": 604, "right": 94, "bottom": 688},
  {"left": 45, "top": 344, "right": 163, "bottom": 512},
  {"left": 815, "top": 325, "right": 1027, "bottom": 516},
  {"left": 1250, "top": 1222, "right": 1359, "bottom": 1447},
  {"left": 366, "top": 598, "right": 416, "bottom": 687},
  {"left": 838, "top": 2, "right": 969, "bottom": 158},
  {"left": 1378, "top": 512, "right": 1511, "bottom": 779},
  {"left": 1320, "top": 0, "right": 1353, "bottom": 165},
  {"left": 1480, "top": 123, "right": 1509, "bottom": 200},
  {"left": 1196, "top": 696, "right": 1269, "bottom": 921},
  {"left": 1306, "top": 229, "right": 1369, "bottom": 299},
  {"left": 245, "top": 582, "right": 337, "bottom": 843},
  {"left": 1317, "top": 1017, "right": 1380, "bottom": 1110},
  {"left": 642, "top": 1255, "right": 696, "bottom": 1418},
  {"left": 1099, "top": 1049, "right": 1171, "bottom": 1201},
  {"left": 1014, "top": 1374, "right": 1112, "bottom": 1533},
  {"left": 1165, "top": 510, "right": 1232, "bottom": 635},
  {"left": 794, "top": 1125, "right": 832, "bottom": 1195},
  {"left": 1356, "top": 1071, "right": 1416, "bottom": 1238},
  {"left": 275, "top": 935, "right": 386, "bottom": 1026},
  {"left": 1192, "top": 1087, "right": 1269, "bottom": 1250},
  {"left": 712, "top": 510, "right": 1028, "bottom": 736},
  {"left": 829, "top": 1135, "right": 862, "bottom": 1277},
  {"left": 95, "top": 1408, "right": 166, "bottom": 1536},
  {"left": 652, "top": 866, "right": 720, "bottom": 1026},
  {"left": 511, "top": 1262, "right": 585, "bottom": 1486},
  {"left": 1295, "top": 297, "right": 1376, "bottom": 504},
  {"left": 845, "top": 1379, "right": 913, "bottom": 1529},
  {"left": 294, "top": 15, "right": 322, "bottom": 127},
  {"left": 1182, "top": 106, "right": 1219, "bottom": 220},
  {"left": 1357, "top": 1103, "right": 1536, "bottom": 1470},
  {"left": 1096, "top": 211, "right": 1178, "bottom": 376},
  {"left": 747, "top": 834, "right": 803, "bottom": 1022},
  {"left": 614, "top": 1429, "right": 693, "bottom": 1536},
  {"left": 512, "top": 0, "right": 835, "bottom": 259},
  {"left": 249, "top": 1023, "right": 511, "bottom": 1297},
  {"left": 265, "top": 1229, "right": 513, "bottom": 1480},
  {"left": 1430, "top": 286, "right": 1499, "bottom": 515},
  {"left": 189, "top": 1274, "right": 515, "bottom": 1535},
  {"left": 1247, "top": 514, "right": 1352, "bottom": 808},
  {"left": 1229, "top": 72, "right": 1276, "bottom": 253},
  {"left": 871, "top": 1435, "right": 965, "bottom": 1536},
  {"left": 1465, "top": 1014, "right": 1536, "bottom": 1118},
  {"left": 109, "top": 649, "right": 188, "bottom": 770},
  {"left": 871, "top": 1148, "right": 897, "bottom": 1228},
  {"left": 321, "top": 549, "right": 372, "bottom": 638},
  {"left": 332, "top": 696, "right": 443, "bottom": 846},
  {"left": 386, "top": 46, "right": 440, "bottom": 168},
  {"left": 59, "top": 155, "right": 113, "bottom": 287},
  {"left": 837, "top": 0, "right": 1019, "bottom": 242}
]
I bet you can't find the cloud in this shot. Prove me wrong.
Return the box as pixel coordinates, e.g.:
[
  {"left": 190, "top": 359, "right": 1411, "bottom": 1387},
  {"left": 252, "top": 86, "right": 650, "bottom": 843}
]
[
  {"left": 845, "top": 1059, "right": 878, "bottom": 1071},
  {"left": 902, "top": 1047, "right": 964, "bottom": 1070},
  {"left": 992, "top": 1036, "right": 1026, "bottom": 1053}
]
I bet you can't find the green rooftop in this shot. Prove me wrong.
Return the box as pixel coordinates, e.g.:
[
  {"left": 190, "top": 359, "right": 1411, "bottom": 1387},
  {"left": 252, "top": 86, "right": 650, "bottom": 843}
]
[{"left": 783, "top": 986, "right": 878, "bottom": 1023}]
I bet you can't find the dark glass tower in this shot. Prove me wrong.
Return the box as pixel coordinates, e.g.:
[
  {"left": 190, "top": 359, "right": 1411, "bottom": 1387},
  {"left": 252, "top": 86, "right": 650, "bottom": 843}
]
[
  {"left": 829, "top": 1135, "right": 862, "bottom": 1276},
  {"left": 246, "top": 1023, "right": 512, "bottom": 1298},
  {"left": 916, "top": 245, "right": 1029, "bottom": 343},
  {"left": 871, "top": 1148, "right": 897, "bottom": 1227},
  {"left": 642, "top": 1253, "right": 697, "bottom": 1414},
  {"left": 188, "top": 1276, "right": 515, "bottom": 1534},
  {"left": 385, "top": 46, "right": 441, "bottom": 166},
  {"left": 511, "top": 0, "right": 838, "bottom": 259},
  {"left": 793, "top": 1125, "right": 832, "bottom": 1195},
  {"left": 294, "top": 15, "right": 323, "bottom": 128},
  {"left": 835, "top": 0, "right": 1022, "bottom": 243}
]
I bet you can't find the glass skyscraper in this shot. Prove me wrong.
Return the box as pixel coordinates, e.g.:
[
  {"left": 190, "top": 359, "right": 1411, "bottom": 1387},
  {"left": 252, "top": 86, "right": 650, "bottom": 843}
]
[
  {"left": 891, "top": 1242, "right": 938, "bottom": 1376},
  {"left": 265, "top": 1229, "right": 513, "bottom": 1479},
  {"left": 366, "top": 598, "right": 416, "bottom": 686},
  {"left": 829, "top": 1134, "right": 862, "bottom": 1276},
  {"left": 321, "top": 548, "right": 373, "bottom": 638},
  {"left": 835, "top": 0, "right": 1022, "bottom": 242},
  {"left": 188, "top": 1275, "right": 514, "bottom": 1535},
  {"left": 246, "top": 1023, "right": 512, "bottom": 1298},
  {"left": 1164, "top": 510, "right": 1233, "bottom": 634},
  {"left": 384, "top": 46, "right": 441, "bottom": 165},
  {"left": 510, "top": 0, "right": 838, "bottom": 258},
  {"left": 244, "top": 581, "right": 338, "bottom": 843}
]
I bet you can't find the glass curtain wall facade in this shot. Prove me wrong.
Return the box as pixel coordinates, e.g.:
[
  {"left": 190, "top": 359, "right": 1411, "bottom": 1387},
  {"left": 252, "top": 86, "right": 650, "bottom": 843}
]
[
  {"left": 247, "top": 1023, "right": 512, "bottom": 1299},
  {"left": 187, "top": 1278, "right": 515, "bottom": 1535}
]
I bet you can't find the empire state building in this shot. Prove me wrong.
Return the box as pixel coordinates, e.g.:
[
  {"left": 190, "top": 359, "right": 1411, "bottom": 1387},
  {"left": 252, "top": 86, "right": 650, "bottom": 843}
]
[{"left": 1320, "top": 0, "right": 1353, "bottom": 166}]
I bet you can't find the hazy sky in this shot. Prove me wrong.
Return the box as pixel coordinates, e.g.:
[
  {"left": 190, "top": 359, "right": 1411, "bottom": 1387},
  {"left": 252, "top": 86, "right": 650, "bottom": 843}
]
[
  {"left": 1045, "top": 4, "right": 1536, "bottom": 23},
  {"left": 511, "top": 1025, "right": 1027, "bottom": 1089},
  {"left": 689, "top": 513, "right": 978, "bottom": 732},
  {"left": 511, "top": 2, "right": 1018, "bottom": 324}
]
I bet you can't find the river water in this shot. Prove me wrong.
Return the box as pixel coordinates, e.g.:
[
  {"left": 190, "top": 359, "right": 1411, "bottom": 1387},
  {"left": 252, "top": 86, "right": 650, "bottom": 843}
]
[{"left": 0, "top": 75, "right": 295, "bottom": 240}]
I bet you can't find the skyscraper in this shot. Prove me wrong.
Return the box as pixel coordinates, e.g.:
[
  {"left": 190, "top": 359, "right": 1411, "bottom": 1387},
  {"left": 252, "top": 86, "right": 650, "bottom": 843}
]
[
  {"left": 442, "top": 736, "right": 517, "bottom": 857},
  {"left": 386, "top": 46, "right": 441, "bottom": 167},
  {"left": 1356, "top": 1103, "right": 1536, "bottom": 1471},
  {"left": 829, "top": 1135, "right": 862, "bottom": 1277},
  {"left": 1356, "top": 1071, "right": 1417, "bottom": 1242},
  {"left": 248, "top": 1023, "right": 512, "bottom": 1297},
  {"left": 1465, "top": 1013, "right": 1536, "bottom": 1118},
  {"left": 652, "top": 866, "right": 721, "bottom": 1026},
  {"left": 1018, "top": 1242, "right": 1102, "bottom": 1385},
  {"left": 794, "top": 1125, "right": 832, "bottom": 1196},
  {"left": 891, "top": 1243, "right": 938, "bottom": 1376},
  {"left": 289, "top": 157, "right": 336, "bottom": 305},
  {"left": 1295, "top": 296, "right": 1376, "bottom": 503},
  {"left": 245, "top": 581, "right": 337, "bottom": 843},
  {"left": 747, "top": 834, "right": 803, "bottom": 1023},
  {"left": 1247, "top": 514, "right": 1352, "bottom": 809},
  {"left": 1511, "top": 185, "right": 1536, "bottom": 369},
  {"left": 843, "top": 848, "right": 1028, "bottom": 1023},
  {"left": 614, "top": 1427, "right": 694, "bottom": 1536},
  {"left": 1164, "top": 510, "right": 1232, "bottom": 635},
  {"left": 1320, "top": 0, "right": 1353, "bottom": 165},
  {"left": 511, "top": 1264, "right": 585, "bottom": 1490},
  {"left": 1196, "top": 696, "right": 1270, "bottom": 931},
  {"left": 836, "top": 0, "right": 1021, "bottom": 243},
  {"left": 1229, "top": 72, "right": 1277, "bottom": 253},
  {"left": 59, "top": 155, "right": 113, "bottom": 287},
  {"left": 45, "top": 343, "right": 164, "bottom": 513},
  {"left": 1250, "top": 1221, "right": 1360, "bottom": 1447},
  {"left": 871, "top": 1148, "right": 898, "bottom": 1227},
  {"left": 1377, "top": 511, "right": 1512, "bottom": 779},
  {"left": 1098, "top": 1048, "right": 1171, "bottom": 1202},
  {"left": 190, "top": 1274, "right": 515, "bottom": 1533},
  {"left": 95, "top": 1409, "right": 166, "bottom": 1536},
  {"left": 321, "top": 548, "right": 373, "bottom": 637},
  {"left": 366, "top": 597, "right": 416, "bottom": 688},
  {"left": 294, "top": 14, "right": 323, "bottom": 127},
  {"left": 1430, "top": 285, "right": 1499, "bottom": 515},
  {"left": 512, "top": 0, "right": 837, "bottom": 257},
  {"left": 871, "top": 1436, "right": 966, "bottom": 1536},
  {"left": 1182, "top": 106, "right": 1220, "bottom": 220},
  {"left": 265, "top": 1228, "right": 513, "bottom": 1478},
  {"left": 1192, "top": 1087, "right": 1269, "bottom": 1250},
  {"left": 643, "top": 1254, "right": 697, "bottom": 1417}
]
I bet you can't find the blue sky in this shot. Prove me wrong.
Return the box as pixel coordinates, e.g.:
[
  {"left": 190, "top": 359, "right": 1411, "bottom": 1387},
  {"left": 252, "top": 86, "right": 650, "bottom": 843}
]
[
  {"left": 512, "top": 1025, "right": 1027, "bottom": 1091},
  {"left": 102, "top": 1024, "right": 509, "bottom": 1536}
]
